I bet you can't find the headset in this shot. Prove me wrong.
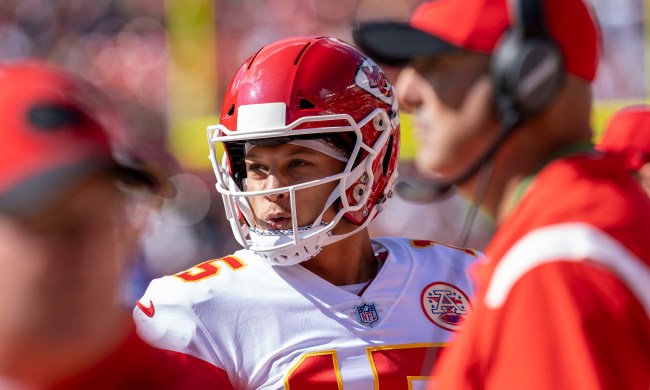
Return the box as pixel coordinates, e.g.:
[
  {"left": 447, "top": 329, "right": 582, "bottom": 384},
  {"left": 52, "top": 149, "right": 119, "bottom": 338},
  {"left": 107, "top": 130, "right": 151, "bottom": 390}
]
[
  {"left": 422, "top": 0, "right": 566, "bottom": 196},
  {"left": 492, "top": 0, "right": 565, "bottom": 127}
]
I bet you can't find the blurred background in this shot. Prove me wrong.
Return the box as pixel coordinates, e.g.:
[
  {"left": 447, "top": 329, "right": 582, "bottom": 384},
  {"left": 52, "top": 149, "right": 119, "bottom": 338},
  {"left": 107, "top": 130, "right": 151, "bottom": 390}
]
[{"left": 1, "top": 0, "right": 647, "bottom": 296}]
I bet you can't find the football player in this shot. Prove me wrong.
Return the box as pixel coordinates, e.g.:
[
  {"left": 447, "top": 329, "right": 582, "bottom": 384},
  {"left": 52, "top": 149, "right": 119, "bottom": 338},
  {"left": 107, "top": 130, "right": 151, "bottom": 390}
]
[{"left": 134, "top": 36, "right": 480, "bottom": 389}]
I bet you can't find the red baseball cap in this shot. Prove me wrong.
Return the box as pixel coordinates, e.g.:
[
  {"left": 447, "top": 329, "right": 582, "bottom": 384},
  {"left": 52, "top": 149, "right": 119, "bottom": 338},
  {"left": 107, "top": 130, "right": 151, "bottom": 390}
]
[
  {"left": 597, "top": 106, "right": 650, "bottom": 171},
  {"left": 0, "top": 61, "right": 171, "bottom": 218},
  {"left": 353, "top": 0, "right": 600, "bottom": 82}
]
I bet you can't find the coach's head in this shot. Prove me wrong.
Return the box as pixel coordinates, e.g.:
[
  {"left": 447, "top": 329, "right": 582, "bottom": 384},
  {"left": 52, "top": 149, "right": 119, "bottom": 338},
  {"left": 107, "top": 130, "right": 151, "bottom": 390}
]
[{"left": 354, "top": 0, "right": 600, "bottom": 215}]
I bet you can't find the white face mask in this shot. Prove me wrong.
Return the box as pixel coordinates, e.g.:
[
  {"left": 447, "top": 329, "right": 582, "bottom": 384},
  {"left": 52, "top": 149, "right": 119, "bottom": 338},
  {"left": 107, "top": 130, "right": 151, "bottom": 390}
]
[
  {"left": 207, "top": 107, "right": 397, "bottom": 267},
  {"left": 248, "top": 222, "right": 331, "bottom": 266},
  {"left": 218, "top": 156, "right": 365, "bottom": 266},
  {"left": 243, "top": 139, "right": 348, "bottom": 266}
]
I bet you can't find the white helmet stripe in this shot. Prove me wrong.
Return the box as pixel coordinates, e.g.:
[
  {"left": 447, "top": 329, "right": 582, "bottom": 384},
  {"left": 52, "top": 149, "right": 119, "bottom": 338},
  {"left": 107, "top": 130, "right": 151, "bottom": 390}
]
[{"left": 237, "top": 103, "right": 287, "bottom": 132}]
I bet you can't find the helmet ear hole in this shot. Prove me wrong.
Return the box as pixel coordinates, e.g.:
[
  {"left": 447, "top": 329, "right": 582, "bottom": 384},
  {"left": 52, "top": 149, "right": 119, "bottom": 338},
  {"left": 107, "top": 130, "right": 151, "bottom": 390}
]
[
  {"left": 227, "top": 104, "right": 235, "bottom": 116},
  {"left": 373, "top": 114, "right": 389, "bottom": 131},
  {"left": 299, "top": 98, "right": 316, "bottom": 109},
  {"left": 382, "top": 135, "right": 394, "bottom": 176}
]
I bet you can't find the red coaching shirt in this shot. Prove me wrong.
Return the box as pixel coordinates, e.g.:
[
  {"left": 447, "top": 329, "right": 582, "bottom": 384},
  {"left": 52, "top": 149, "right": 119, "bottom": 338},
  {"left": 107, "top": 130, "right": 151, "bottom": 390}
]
[{"left": 433, "top": 152, "right": 650, "bottom": 389}]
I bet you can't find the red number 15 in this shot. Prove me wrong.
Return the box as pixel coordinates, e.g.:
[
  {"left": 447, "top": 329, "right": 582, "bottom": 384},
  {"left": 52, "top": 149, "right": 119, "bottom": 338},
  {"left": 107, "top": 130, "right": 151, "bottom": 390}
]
[{"left": 284, "top": 343, "right": 445, "bottom": 389}]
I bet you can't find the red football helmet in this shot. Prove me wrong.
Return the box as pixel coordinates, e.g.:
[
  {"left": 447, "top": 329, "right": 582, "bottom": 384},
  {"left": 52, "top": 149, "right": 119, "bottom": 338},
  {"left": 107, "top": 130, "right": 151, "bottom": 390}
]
[{"left": 207, "top": 36, "right": 400, "bottom": 265}]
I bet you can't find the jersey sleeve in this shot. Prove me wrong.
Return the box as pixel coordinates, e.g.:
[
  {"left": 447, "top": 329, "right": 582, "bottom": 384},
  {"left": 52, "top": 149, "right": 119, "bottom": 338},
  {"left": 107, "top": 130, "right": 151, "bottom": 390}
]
[
  {"left": 133, "top": 275, "right": 228, "bottom": 377},
  {"left": 433, "top": 260, "right": 650, "bottom": 390}
]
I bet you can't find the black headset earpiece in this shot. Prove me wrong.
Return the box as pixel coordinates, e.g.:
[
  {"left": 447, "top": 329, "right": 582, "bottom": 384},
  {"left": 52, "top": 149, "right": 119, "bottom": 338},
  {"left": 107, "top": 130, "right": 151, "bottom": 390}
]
[{"left": 491, "top": 0, "right": 565, "bottom": 125}]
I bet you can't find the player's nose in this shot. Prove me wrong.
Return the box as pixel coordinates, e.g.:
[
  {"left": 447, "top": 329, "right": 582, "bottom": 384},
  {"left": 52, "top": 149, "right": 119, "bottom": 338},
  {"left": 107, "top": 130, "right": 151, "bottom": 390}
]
[{"left": 264, "top": 173, "right": 288, "bottom": 202}]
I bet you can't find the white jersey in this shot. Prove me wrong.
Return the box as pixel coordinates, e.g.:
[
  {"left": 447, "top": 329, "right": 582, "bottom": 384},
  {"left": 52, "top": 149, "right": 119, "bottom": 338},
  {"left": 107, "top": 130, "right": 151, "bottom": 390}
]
[{"left": 134, "top": 237, "right": 480, "bottom": 390}]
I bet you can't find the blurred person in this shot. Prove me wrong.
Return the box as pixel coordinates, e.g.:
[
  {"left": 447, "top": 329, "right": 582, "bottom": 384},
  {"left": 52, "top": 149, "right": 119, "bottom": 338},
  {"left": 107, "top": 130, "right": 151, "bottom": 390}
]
[
  {"left": 354, "top": 0, "right": 650, "bottom": 388},
  {"left": 0, "top": 61, "right": 230, "bottom": 389},
  {"left": 135, "top": 36, "right": 480, "bottom": 389},
  {"left": 597, "top": 105, "right": 650, "bottom": 196}
]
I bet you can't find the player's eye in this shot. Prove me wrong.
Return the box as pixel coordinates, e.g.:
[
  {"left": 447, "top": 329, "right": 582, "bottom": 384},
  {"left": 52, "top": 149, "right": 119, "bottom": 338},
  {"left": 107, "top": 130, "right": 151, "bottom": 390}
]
[
  {"left": 288, "top": 159, "right": 310, "bottom": 168},
  {"left": 246, "top": 162, "right": 267, "bottom": 176}
]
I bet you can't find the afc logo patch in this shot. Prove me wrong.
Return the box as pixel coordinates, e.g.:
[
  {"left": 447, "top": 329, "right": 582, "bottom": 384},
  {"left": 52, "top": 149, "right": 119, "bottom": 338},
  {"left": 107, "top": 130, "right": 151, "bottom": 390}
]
[
  {"left": 355, "top": 302, "right": 379, "bottom": 326},
  {"left": 421, "top": 282, "right": 472, "bottom": 332}
]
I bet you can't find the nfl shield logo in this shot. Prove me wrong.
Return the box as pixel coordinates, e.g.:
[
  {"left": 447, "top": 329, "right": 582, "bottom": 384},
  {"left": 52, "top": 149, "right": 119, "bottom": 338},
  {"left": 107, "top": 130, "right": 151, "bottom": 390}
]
[{"left": 355, "top": 302, "right": 379, "bottom": 325}]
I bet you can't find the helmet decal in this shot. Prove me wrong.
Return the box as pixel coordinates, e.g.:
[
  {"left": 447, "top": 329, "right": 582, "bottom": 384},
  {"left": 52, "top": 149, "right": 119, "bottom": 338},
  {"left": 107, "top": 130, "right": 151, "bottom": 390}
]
[{"left": 355, "top": 58, "right": 394, "bottom": 105}]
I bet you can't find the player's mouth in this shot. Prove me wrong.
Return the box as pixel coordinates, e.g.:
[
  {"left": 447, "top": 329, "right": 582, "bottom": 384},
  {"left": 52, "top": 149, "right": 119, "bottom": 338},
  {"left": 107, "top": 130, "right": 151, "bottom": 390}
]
[{"left": 263, "top": 213, "right": 291, "bottom": 230}]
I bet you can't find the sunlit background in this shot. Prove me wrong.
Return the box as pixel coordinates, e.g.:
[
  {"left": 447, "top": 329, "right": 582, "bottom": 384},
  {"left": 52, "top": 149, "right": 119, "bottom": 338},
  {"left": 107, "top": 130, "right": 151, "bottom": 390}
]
[{"left": 2, "top": 0, "right": 647, "bottom": 292}]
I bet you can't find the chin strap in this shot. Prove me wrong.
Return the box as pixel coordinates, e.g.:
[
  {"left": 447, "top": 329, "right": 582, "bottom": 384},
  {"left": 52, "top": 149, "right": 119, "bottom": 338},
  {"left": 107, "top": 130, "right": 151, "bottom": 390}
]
[{"left": 249, "top": 223, "right": 331, "bottom": 266}]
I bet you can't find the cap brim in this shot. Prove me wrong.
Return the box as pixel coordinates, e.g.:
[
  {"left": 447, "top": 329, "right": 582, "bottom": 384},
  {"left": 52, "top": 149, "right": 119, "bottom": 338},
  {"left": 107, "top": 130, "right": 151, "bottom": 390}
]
[
  {"left": 353, "top": 21, "right": 461, "bottom": 66},
  {"left": 0, "top": 160, "right": 157, "bottom": 219}
]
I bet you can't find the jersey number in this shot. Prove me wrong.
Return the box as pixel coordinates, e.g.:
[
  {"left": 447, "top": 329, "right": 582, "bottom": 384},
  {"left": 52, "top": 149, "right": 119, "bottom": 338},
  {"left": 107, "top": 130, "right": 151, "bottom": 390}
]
[
  {"left": 284, "top": 343, "right": 444, "bottom": 389},
  {"left": 175, "top": 256, "right": 246, "bottom": 282}
]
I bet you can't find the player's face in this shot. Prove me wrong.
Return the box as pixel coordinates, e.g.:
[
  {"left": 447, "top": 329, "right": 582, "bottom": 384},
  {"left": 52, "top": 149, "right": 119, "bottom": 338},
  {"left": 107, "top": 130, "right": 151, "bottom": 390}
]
[
  {"left": 244, "top": 143, "right": 347, "bottom": 231},
  {"left": 395, "top": 52, "right": 499, "bottom": 179},
  {"left": 0, "top": 174, "right": 137, "bottom": 350}
]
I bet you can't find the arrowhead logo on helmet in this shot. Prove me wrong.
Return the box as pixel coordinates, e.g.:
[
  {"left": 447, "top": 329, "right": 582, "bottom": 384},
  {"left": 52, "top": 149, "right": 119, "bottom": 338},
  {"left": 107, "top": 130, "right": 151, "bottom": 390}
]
[{"left": 356, "top": 58, "right": 394, "bottom": 103}]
